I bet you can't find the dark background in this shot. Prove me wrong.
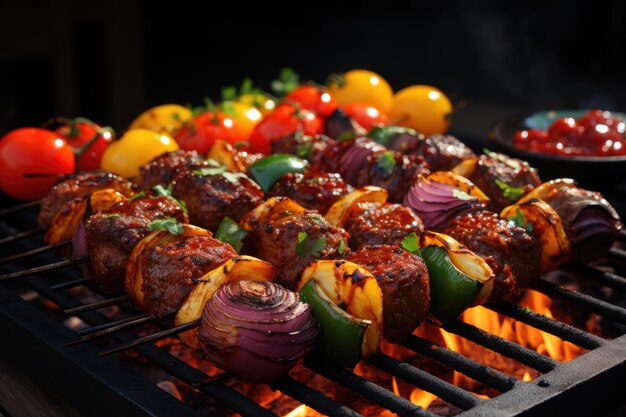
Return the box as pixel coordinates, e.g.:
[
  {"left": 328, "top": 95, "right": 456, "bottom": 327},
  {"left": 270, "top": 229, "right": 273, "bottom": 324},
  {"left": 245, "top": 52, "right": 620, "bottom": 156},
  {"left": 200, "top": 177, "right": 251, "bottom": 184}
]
[{"left": 1, "top": 0, "right": 626, "bottom": 144}]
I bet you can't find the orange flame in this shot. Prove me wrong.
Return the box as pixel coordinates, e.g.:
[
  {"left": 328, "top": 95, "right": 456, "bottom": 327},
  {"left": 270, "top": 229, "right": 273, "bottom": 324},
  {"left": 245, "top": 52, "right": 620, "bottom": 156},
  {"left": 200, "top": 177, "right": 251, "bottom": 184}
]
[
  {"left": 410, "top": 388, "right": 437, "bottom": 410},
  {"left": 283, "top": 404, "right": 308, "bottom": 417}
]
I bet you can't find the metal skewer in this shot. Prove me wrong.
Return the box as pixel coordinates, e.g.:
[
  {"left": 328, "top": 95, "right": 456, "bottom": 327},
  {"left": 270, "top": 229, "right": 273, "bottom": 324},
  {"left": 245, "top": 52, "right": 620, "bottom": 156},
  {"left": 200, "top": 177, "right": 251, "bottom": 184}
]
[
  {"left": 0, "top": 240, "right": 70, "bottom": 265},
  {"left": 67, "top": 313, "right": 153, "bottom": 346},
  {"left": 0, "top": 199, "right": 41, "bottom": 217},
  {"left": 63, "top": 295, "right": 130, "bottom": 315},
  {"left": 51, "top": 275, "right": 96, "bottom": 292},
  {"left": 609, "top": 247, "right": 626, "bottom": 262},
  {"left": 0, "top": 228, "right": 43, "bottom": 246},
  {"left": 100, "top": 319, "right": 201, "bottom": 357},
  {"left": 0, "top": 257, "right": 89, "bottom": 281}
]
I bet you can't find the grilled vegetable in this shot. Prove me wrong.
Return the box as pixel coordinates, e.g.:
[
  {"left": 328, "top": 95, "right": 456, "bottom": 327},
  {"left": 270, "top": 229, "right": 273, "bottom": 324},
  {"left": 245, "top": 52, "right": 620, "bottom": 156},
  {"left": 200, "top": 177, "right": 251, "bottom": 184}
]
[
  {"left": 325, "top": 186, "right": 388, "bottom": 228},
  {"left": 248, "top": 153, "right": 308, "bottom": 193},
  {"left": 215, "top": 216, "right": 248, "bottom": 253},
  {"left": 198, "top": 280, "right": 318, "bottom": 383},
  {"left": 207, "top": 140, "right": 247, "bottom": 172},
  {"left": 419, "top": 231, "right": 494, "bottom": 323},
  {"left": 296, "top": 260, "right": 383, "bottom": 368},
  {"left": 501, "top": 199, "right": 571, "bottom": 272},
  {"left": 175, "top": 256, "right": 276, "bottom": 349}
]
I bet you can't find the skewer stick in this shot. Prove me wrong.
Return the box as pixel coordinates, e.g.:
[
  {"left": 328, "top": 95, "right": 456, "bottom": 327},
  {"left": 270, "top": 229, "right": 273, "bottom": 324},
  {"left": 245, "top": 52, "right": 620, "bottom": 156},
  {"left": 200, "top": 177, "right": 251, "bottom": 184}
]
[
  {"left": 100, "top": 319, "right": 201, "bottom": 357},
  {"left": 609, "top": 247, "right": 626, "bottom": 262},
  {"left": 77, "top": 312, "right": 154, "bottom": 336},
  {"left": 63, "top": 295, "right": 130, "bottom": 315},
  {"left": 618, "top": 229, "right": 626, "bottom": 243},
  {"left": 191, "top": 372, "right": 233, "bottom": 388},
  {"left": 0, "top": 228, "right": 42, "bottom": 246},
  {"left": 0, "top": 257, "right": 89, "bottom": 282},
  {"left": 0, "top": 199, "right": 41, "bottom": 217},
  {"left": 66, "top": 313, "right": 153, "bottom": 346},
  {"left": 0, "top": 240, "right": 70, "bottom": 265},
  {"left": 51, "top": 275, "right": 96, "bottom": 292}
]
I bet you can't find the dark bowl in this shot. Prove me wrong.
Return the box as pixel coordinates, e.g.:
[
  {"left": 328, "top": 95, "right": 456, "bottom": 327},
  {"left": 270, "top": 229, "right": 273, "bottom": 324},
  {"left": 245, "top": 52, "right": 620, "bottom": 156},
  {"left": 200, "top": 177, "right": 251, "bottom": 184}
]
[{"left": 488, "top": 110, "right": 626, "bottom": 190}]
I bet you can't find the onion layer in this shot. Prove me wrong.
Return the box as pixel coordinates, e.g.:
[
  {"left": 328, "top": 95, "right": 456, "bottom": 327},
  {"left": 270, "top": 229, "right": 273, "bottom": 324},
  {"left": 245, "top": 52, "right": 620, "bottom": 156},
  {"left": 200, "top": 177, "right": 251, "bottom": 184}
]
[
  {"left": 404, "top": 176, "right": 488, "bottom": 231},
  {"left": 197, "top": 280, "right": 318, "bottom": 383}
]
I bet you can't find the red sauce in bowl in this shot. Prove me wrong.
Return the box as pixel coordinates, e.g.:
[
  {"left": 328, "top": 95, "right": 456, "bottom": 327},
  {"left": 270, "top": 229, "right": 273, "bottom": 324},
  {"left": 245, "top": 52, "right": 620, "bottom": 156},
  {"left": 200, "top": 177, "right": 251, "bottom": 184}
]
[{"left": 514, "top": 110, "right": 626, "bottom": 157}]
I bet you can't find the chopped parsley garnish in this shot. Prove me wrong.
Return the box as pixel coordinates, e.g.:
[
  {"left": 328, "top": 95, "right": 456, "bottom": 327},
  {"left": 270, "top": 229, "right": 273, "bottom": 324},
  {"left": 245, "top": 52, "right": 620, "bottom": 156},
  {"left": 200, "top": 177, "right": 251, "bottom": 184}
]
[
  {"left": 401, "top": 232, "right": 422, "bottom": 257},
  {"left": 194, "top": 166, "right": 227, "bottom": 176},
  {"left": 376, "top": 151, "right": 396, "bottom": 175},
  {"left": 483, "top": 148, "right": 529, "bottom": 171},
  {"left": 129, "top": 191, "right": 146, "bottom": 201},
  {"left": 294, "top": 143, "right": 313, "bottom": 159},
  {"left": 103, "top": 213, "right": 121, "bottom": 219},
  {"left": 296, "top": 232, "right": 326, "bottom": 258},
  {"left": 220, "top": 86, "right": 238, "bottom": 101},
  {"left": 337, "top": 131, "right": 357, "bottom": 141},
  {"left": 495, "top": 179, "right": 525, "bottom": 201},
  {"left": 151, "top": 184, "right": 188, "bottom": 216},
  {"left": 452, "top": 188, "right": 474, "bottom": 201},
  {"left": 148, "top": 217, "right": 183, "bottom": 235},
  {"left": 338, "top": 239, "right": 346, "bottom": 255},
  {"left": 522, "top": 306, "right": 532, "bottom": 314},
  {"left": 508, "top": 207, "right": 534, "bottom": 233}
]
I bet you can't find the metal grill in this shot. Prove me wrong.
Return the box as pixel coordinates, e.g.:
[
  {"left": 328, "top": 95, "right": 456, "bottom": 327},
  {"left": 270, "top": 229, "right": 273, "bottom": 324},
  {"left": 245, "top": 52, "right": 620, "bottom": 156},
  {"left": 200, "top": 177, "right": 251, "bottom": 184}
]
[{"left": 1, "top": 199, "right": 626, "bottom": 417}]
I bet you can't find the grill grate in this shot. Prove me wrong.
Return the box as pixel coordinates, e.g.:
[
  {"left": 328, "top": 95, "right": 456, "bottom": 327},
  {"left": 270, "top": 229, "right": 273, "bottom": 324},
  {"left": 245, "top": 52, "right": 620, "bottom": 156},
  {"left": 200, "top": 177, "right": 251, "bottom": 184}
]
[{"left": 1, "top": 200, "right": 626, "bottom": 417}]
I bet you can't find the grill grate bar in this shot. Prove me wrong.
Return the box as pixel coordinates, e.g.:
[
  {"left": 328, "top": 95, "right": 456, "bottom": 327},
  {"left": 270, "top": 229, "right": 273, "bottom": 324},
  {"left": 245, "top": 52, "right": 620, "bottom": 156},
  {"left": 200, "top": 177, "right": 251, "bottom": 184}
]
[
  {"left": 442, "top": 319, "right": 558, "bottom": 373},
  {"left": 576, "top": 264, "right": 626, "bottom": 292},
  {"left": 0, "top": 257, "right": 88, "bottom": 281},
  {"left": 609, "top": 247, "right": 626, "bottom": 262},
  {"left": 0, "top": 240, "right": 70, "bottom": 265},
  {"left": 273, "top": 377, "right": 364, "bottom": 417},
  {"left": 0, "top": 228, "right": 41, "bottom": 245},
  {"left": 533, "top": 279, "right": 626, "bottom": 325},
  {"left": 305, "top": 358, "right": 438, "bottom": 417},
  {"left": 51, "top": 274, "right": 96, "bottom": 291},
  {"left": 486, "top": 301, "right": 605, "bottom": 350},
  {"left": 401, "top": 334, "right": 517, "bottom": 393},
  {"left": 368, "top": 353, "right": 483, "bottom": 410},
  {"left": 0, "top": 199, "right": 41, "bottom": 216}
]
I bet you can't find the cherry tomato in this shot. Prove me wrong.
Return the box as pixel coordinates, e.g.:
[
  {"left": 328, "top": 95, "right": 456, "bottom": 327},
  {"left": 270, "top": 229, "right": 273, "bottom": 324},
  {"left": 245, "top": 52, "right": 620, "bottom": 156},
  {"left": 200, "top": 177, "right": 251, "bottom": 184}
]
[
  {"left": 547, "top": 117, "right": 583, "bottom": 147},
  {"left": 101, "top": 129, "right": 179, "bottom": 179},
  {"left": 286, "top": 85, "right": 338, "bottom": 117},
  {"left": 174, "top": 112, "right": 247, "bottom": 154},
  {"left": 129, "top": 104, "right": 192, "bottom": 136},
  {"left": 341, "top": 104, "right": 388, "bottom": 131},
  {"left": 221, "top": 101, "right": 263, "bottom": 139},
  {"left": 0, "top": 128, "right": 75, "bottom": 200},
  {"left": 55, "top": 120, "right": 113, "bottom": 171},
  {"left": 248, "top": 104, "right": 323, "bottom": 154},
  {"left": 327, "top": 70, "right": 394, "bottom": 114},
  {"left": 388, "top": 85, "right": 453, "bottom": 135}
]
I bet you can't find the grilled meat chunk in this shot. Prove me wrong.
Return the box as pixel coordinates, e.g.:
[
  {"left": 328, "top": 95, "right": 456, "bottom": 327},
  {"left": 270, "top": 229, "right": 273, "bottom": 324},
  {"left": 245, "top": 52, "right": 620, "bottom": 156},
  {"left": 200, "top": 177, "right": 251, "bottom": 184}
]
[
  {"left": 389, "top": 133, "right": 476, "bottom": 172},
  {"left": 316, "top": 137, "right": 430, "bottom": 203},
  {"left": 347, "top": 245, "right": 430, "bottom": 342},
  {"left": 443, "top": 211, "right": 541, "bottom": 300},
  {"left": 465, "top": 154, "right": 541, "bottom": 212},
  {"left": 171, "top": 170, "right": 264, "bottom": 232},
  {"left": 38, "top": 171, "right": 136, "bottom": 230},
  {"left": 85, "top": 196, "right": 187, "bottom": 293},
  {"left": 267, "top": 172, "right": 351, "bottom": 214},
  {"left": 141, "top": 236, "right": 236, "bottom": 318},
  {"left": 242, "top": 197, "right": 349, "bottom": 289},
  {"left": 270, "top": 134, "right": 335, "bottom": 165},
  {"left": 140, "top": 150, "right": 209, "bottom": 189},
  {"left": 345, "top": 202, "right": 424, "bottom": 250}
]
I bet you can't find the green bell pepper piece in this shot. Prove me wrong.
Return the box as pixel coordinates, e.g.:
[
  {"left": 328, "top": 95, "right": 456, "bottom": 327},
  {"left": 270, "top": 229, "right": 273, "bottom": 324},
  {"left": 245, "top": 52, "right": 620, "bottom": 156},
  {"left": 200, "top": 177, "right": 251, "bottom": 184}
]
[
  {"left": 299, "top": 279, "right": 370, "bottom": 368},
  {"left": 421, "top": 245, "right": 481, "bottom": 324},
  {"left": 215, "top": 216, "right": 248, "bottom": 253},
  {"left": 367, "top": 126, "right": 419, "bottom": 147},
  {"left": 248, "top": 153, "right": 308, "bottom": 193}
]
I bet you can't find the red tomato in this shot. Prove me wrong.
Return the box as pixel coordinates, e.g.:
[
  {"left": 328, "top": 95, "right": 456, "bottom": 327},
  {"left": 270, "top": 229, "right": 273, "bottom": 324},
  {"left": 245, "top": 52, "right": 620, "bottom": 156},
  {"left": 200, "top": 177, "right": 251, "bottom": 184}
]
[
  {"left": 341, "top": 103, "right": 389, "bottom": 131},
  {"left": 285, "top": 85, "right": 338, "bottom": 117},
  {"left": 0, "top": 128, "right": 75, "bottom": 200},
  {"left": 174, "top": 112, "right": 247, "bottom": 154},
  {"left": 55, "top": 121, "right": 113, "bottom": 171},
  {"left": 248, "top": 104, "right": 323, "bottom": 154}
]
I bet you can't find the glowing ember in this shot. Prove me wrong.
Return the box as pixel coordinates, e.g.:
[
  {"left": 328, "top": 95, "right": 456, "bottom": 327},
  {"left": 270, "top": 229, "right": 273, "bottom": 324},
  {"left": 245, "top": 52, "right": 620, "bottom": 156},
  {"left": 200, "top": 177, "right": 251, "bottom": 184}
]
[
  {"left": 409, "top": 388, "right": 437, "bottom": 410},
  {"left": 523, "top": 372, "right": 532, "bottom": 382},
  {"left": 283, "top": 404, "right": 308, "bottom": 417}
]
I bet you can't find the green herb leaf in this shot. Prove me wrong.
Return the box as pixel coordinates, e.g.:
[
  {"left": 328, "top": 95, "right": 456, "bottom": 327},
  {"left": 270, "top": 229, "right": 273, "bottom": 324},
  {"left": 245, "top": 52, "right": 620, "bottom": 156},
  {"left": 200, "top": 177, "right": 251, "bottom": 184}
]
[
  {"left": 337, "top": 131, "right": 357, "bottom": 141},
  {"left": 508, "top": 207, "right": 534, "bottom": 233},
  {"left": 483, "top": 148, "right": 528, "bottom": 171},
  {"left": 338, "top": 239, "right": 346, "bottom": 255},
  {"left": 221, "top": 86, "right": 238, "bottom": 101},
  {"left": 152, "top": 184, "right": 172, "bottom": 197},
  {"left": 194, "top": 166, "right": 227, "bottom": 176},
  {"left": 452, "top": 188, "right": 474, "bottom": 201},
  {"left": 296, "top": 232, "right": 326, "bottom": 258},
  {"left": 148, "top": 217, "right": 183, "bottom": 235},
  {"left": 103, "top": 213, "right": 121, "bottom": 219},
  {"left": 376, "top": 151, "right": 396, "bottom": 175},
  {"left": 523, "top": 306, "right": 532, "bottom": 314},
  {"left": 294, "top": 143, "right": 313, "bottom": 159},
  {"left": 495, "top": 179, "right": 525, "bottom": 201},
  {"left": 270, "top": 67, "right": 300, "bottom": 97},
  {"left": 401, "top": 232, "right": 422, "bottom": 257},
  {"left": 129, "top": 191, "right": 146, "bottom": 201}
]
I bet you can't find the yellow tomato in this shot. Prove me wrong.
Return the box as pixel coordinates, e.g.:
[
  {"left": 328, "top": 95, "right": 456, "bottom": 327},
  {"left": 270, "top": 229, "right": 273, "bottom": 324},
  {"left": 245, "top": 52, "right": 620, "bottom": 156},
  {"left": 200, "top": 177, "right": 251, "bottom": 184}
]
[
  {"left": 327, "top": 69, "right": 394, "bottom": 114},
  {"left": 388, "top": 85, "right": 452, "bottom": 135},
  {"left": 222, "top": 101, "right": 263, "bottom": 139},
  {"left": 128, "top": 104, "right": 191, "bottom": 135},
  {"left": 238, "top": 93, "right": 276, "bottom": 116},
  {"left": 101, "top": 129, "right": 179, "bottom": 179}
]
